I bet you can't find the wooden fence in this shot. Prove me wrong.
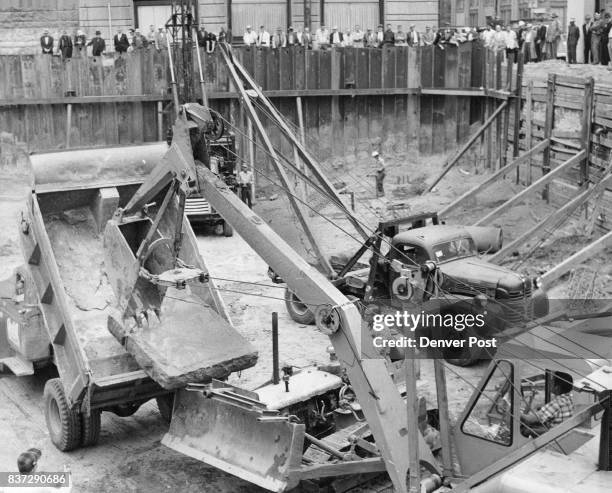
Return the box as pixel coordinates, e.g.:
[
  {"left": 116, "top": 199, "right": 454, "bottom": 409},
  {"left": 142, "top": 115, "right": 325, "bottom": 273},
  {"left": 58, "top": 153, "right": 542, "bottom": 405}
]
[{"left": 0, "top": 44, "right": 504, "bottom": 157}]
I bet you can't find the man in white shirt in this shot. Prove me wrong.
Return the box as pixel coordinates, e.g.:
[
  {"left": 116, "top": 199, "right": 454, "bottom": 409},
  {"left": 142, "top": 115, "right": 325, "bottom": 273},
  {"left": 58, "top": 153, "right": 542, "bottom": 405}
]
[
  {"left": 315, "top": 25, "right": 330, "bottom": 49},
  {"left": 330, "top": 26, "right": 343, "bottom": 46},
  {"left": 408, "top": 24, "right": 420, "bottom": 46},
  {"left": 376, "top": 24, "right": 384, "bottom": 47},
  {"left": 352, "top": 25, "right": 365, "bottom": 47},
  {"left": 257, "top": 25, "right": 270, "bottom": 47},
  {"left": 243, "top": 25, "right": 257, "bottom": 45},
  {"left": 238, "top": 164, "right": 254, "bottom": 208}
]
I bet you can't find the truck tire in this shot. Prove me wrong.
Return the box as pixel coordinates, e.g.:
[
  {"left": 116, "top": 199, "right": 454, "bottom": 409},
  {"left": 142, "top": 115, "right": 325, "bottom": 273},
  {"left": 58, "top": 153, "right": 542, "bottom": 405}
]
[
  {"left": 44, "top": 378, "right": 82, "bottom": 452},
  {"left": 284, "top": 288, "right": 315, "bottom": 325},
  {"left": 223, "top": 222, "right": 233, "bottom": 237},
  {"left": 156, "top": 393, "right": 175, "bottom": 424},
  {"left": 80, "top": 410, "right": 101, "bottom": 447}
]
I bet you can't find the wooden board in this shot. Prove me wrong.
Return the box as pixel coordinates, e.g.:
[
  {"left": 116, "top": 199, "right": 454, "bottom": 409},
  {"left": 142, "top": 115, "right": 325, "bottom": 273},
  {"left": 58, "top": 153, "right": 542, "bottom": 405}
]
[
  {"left": 319, "top": 50, "right": 332, "bottom": 90},
  {"left": 279, "top": 48, "right": 294, "bottom": 90},
  {"left": 382, "top": 46, "right": 396, "bottom": 89},
  {"left": 356, "top": 48, "right": 369, "bottom": 89},
  {"left": 420, "top": 46, "right": 434, "bottom": 87},
  {"left": 294, "top": 46, "right": 306, "bottom": 90},
  {"left": 306, "top": 50, "right": 319, "bottom": 90},
  {"left": 369, "top": 49, "right": 382, "bottom": 89},
  {"left": 419, "top": 95, "right": 433, "bottom": 154},
  {"left": 254, "top": 47, "right": 267, "bottom": 88},
  {"left": 395, "top": 46, "right": 408, "bottom": 88}
]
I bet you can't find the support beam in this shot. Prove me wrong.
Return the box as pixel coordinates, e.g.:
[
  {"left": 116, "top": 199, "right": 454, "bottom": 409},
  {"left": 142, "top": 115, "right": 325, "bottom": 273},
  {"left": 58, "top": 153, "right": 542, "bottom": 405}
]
[
  {"left": 542, "top": 74, "right": 556, "bottom": 202},
  {"left": 195, "top": 165, "right": 440, "bottom": 493},
  {"left": 540, "top": 230, "right": 612, "bottom": 290},
  {"left": 473, "top": 150, "right": 586, "bottom": 226},
  {"left": 434, "top": 360, "right": 453, "bottom": 478},
  {"left": 525, "top": 81, "right": 533, "bottom": 184},
  {"left": 218, "top": 47, "right": 335, "bottom": 277},
  {"left": 489, "top": 173, "right": 612, "bottom": 263},
  {"left": 439, "top": 139, "right": 549, "bottom": 217},
  {"left": 425, "top": 100, "right": 508, "bottom": 193},
  {"left": 581, "top": 77, "right": 594, "bottom": 184},
  {"left": 228, "top": 50, "right": 370, "bottom": 240}
]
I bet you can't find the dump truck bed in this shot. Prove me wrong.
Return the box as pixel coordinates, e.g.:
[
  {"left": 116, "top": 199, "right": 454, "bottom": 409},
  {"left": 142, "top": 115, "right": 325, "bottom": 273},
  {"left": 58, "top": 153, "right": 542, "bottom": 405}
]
[{"left": 44, "top": 207, "right": 137, "bottom": 378}]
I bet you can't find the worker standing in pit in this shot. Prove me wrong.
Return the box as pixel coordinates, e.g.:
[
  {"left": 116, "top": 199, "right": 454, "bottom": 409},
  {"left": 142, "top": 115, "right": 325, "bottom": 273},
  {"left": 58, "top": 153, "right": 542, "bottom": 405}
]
[
  {"left": 238, "top": 164, "right": 253, "bottom": 208},
  {"left": 370, "top": 151, "right": 386, "bottom": 197}
]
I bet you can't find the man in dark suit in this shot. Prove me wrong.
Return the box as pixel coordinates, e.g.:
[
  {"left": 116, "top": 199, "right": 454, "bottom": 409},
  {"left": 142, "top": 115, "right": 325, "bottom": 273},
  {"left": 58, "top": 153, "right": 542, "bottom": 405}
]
[
  {"left": 88, "top": 30, "right": 106, "bottom": 56},
  {"left": 567, "top": 18, "right": 580, "bottom": 63},
  {"left": 536, "top": 22, "right": 547, "bottom": 61},
  {"left": 329, "top": 26, "right": 343, "bottom": 46},
  {"left": 40, "top": 29, "right": 54, "bottom": 54},
  {"left": 383, "top": 23, "right": 395, "bottom": 45},
  {"left": 58, "top": 30, "right": 73, "bottom": 58},
  {"left": 113, "top": 28, "right": 129, "bottom": 53},
  {"left": 583, "top": 15, "right": 593, "bottom": 63}
]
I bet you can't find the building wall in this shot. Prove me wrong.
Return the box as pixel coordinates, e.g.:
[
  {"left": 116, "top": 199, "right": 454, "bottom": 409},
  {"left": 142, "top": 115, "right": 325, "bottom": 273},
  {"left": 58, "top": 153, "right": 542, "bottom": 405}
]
[
  {"left": 386, "top": 0, "right": 438, "bottom": 29},
  {"left": 0, "top": 0, "right": 80, "bottom": 54}
]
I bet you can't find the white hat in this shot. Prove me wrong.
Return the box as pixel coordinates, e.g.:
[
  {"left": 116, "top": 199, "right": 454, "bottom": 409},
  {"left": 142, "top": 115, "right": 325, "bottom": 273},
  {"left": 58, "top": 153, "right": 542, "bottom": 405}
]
[
  {"left": 518, "top": 20, "right": 525, "bottom": 26},
  {"left": 372, "top": 151, "right": 379, "bottom": 157}
]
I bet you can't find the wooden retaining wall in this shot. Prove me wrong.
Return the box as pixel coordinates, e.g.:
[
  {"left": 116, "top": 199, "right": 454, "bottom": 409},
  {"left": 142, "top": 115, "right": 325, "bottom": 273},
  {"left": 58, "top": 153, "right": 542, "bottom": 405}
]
[{"left": 0, "top": 44, "right": 496, "bottom": 159}]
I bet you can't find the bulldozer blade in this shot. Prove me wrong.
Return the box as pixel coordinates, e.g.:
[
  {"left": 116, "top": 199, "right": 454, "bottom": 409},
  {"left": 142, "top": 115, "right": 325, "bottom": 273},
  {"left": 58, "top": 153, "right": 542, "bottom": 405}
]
[{"left": 162, "top": 388, "right": 305, "bottom": 492}]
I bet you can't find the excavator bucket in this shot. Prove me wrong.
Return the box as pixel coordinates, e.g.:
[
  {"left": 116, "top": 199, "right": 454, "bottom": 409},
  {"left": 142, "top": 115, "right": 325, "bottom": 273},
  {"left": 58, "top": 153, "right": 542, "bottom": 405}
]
[{"left": 162, "top": 384, "right": 305, "bottom": 492}]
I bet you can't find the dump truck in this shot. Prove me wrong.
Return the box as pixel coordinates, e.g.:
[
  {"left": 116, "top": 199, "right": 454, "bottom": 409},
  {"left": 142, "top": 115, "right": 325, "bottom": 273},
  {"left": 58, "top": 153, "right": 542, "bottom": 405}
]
[{"left": 0, "top": 138, "right": 257, "bottom": 451}]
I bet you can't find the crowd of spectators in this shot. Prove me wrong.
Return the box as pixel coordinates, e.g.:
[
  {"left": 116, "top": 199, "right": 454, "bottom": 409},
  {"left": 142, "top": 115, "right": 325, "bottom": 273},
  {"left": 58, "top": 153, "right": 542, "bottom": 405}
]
[
  {"left": 39, "top": 9, "right": 612, "bottom": 67},
  {"left": 40, "top": 25, "right": 173, "bottom": 58},
  {"left": 240, "top": 23, "right": 473, "bottom": 49}
]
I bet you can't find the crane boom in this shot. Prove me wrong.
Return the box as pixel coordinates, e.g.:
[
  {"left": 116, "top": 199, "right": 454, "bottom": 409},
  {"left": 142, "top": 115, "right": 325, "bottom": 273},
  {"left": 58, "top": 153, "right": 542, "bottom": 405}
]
[{"left": 194, "top": 163, "right": 440, "bottom": 492}]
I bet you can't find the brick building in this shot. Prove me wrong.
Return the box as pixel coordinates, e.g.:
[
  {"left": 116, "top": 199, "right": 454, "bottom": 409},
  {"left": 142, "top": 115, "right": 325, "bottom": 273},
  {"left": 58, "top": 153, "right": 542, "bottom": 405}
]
[{"left": 0, "top": 0, "right": 440, "bottom": 54}]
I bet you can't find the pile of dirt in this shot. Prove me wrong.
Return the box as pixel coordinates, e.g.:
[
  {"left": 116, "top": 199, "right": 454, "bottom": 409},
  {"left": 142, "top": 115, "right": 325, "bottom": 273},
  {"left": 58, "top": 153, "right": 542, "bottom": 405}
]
[{"left": 523, "top": 59, "right": 612, "bottom": 89}]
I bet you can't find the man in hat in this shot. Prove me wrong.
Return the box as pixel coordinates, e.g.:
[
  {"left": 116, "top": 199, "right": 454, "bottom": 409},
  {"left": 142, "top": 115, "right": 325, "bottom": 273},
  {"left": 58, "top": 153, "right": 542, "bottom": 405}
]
[
  {"left": 370, "top": 151, "right": 386, "bottom": 197},
  {"left": 407, "top": 25, "right": 419, "bottom": 47},
  {"left": 40, "top": 29, "right": 54, "bottom": 54},
  {"left": 237, "top": 164, "right": 254, "bottom": 208},
  {"left": 271, "top": 26, "right": 287, "bottom": 49},
  {"left": 546, "top": 13, "right": 562, "bottom": 59},
  {"left": 422, "top": 25, "right": 435, "bottom": 45},
  {"left": 74, "top": 29, "right": 87, "bottom": 54},
  {"left": 114, "top": 28, "right": 129, "bottom": 53},
  {"left": 287, "top": 26, "right": 299, "bottom": 46},
  {"left": 591, "top": 12, "right": 605, "bottom": 64},
  {"left": 256, "top": 25, "right": 270, "bottom": 47},
  {"left": 583, "top": 15, "right": 593, "bottom": 63},
  {"left": 58, "top": 29, "right": 73, "bottom": 58},
  {"left": 155, "top": 27, "right": 167, "bottom": 51},
  {"left": 567, "top": 18, "right": 580, "bottom": 64},
  {"left": 375, "top": 24, "right": 385, "bottom": 47},
  {"left": 521, "top": 371, "right": 574, "bottom": 436},
  {"left": 243, "top": 25, "right": 257, "bottom": 45},
  {"left": 329, "top": 26, "right": 343, "bottom": 47},
  {"left": 88, "top": 30, "right": 106, "bottom": 56},
  {"left": 315, "top": 24, "right": 330, "bottom": 49}
]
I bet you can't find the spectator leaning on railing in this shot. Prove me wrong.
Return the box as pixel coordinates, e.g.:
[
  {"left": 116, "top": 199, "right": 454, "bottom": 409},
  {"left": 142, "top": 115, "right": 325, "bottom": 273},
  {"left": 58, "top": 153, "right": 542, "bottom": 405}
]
[{"left": 88, "top": 30, "right": 106, "bottom": 56}]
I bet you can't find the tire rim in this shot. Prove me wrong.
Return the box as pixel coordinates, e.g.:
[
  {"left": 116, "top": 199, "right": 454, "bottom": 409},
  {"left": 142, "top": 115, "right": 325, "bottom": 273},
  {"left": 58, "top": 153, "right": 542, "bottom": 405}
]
[{"left": 48, "top": 398, "right": 62, "bottom": 437}]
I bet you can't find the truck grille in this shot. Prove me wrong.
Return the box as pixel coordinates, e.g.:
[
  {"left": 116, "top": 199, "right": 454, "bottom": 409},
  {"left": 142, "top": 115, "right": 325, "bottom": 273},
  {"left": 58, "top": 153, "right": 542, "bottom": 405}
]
[
  {"left": 185, "top": 198, "right": 213, "bottom": 215},
  {"left": 499, "top": 282, "right": 533, "bottom": 326}
]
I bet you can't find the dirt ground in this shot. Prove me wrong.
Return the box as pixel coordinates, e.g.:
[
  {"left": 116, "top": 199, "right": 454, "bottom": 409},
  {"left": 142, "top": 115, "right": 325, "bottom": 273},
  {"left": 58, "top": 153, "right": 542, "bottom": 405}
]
[{"left": 0, "top": 123, "right": 610, "bottom": 492}]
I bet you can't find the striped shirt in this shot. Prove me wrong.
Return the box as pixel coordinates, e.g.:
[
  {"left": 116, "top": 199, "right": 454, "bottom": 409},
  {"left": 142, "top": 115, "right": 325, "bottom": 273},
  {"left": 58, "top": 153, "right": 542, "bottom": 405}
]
[{"left": 536, "top": 392, "right": 574, "bottom": 426}]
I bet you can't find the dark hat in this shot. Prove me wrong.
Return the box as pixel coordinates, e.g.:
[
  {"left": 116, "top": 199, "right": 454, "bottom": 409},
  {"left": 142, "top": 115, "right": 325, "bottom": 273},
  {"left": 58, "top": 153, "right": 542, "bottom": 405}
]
[{"left": 95, "top": 30, "right": 101, "bottom": 34}]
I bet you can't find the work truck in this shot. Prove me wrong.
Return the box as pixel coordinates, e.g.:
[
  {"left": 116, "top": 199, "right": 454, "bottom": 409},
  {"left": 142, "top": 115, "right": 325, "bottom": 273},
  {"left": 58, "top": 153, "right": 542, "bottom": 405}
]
[{"left": 278, "top": 212, "right": 549, "bottom": 364}]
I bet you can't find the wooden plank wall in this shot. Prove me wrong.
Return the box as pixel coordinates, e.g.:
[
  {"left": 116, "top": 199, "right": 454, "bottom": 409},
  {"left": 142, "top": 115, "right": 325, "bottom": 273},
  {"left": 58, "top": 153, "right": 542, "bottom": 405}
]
[
  {"left": 515, "top": 75, "right": 612, "bottom": 233},
  {"left": 0, "top": 44, "right": 488, "bottom": 156}
]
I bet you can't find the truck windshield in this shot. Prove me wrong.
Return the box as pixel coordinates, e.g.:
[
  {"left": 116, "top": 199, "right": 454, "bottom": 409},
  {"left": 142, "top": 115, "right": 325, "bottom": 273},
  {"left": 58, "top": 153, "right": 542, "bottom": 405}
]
[{"left": 432, "top": 237, "right": 477, "bottom": 262}]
